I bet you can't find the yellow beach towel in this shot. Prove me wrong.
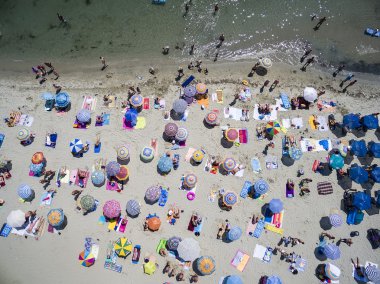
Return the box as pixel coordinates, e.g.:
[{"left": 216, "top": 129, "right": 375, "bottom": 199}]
[
  {"left": 135, "top": 117, "right": 146, "bottom": 129},
  {"left": 265, "top": 224, "right": 284, "bottom": 235},
  {"left": 308, "top": 116, "right": 317, "bottom": 130},
  {"left": 216, "top": 90, "right": 223, "bottom": 104}
]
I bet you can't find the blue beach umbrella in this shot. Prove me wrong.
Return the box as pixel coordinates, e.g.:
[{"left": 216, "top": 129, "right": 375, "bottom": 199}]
[
  {"left": 267, "top": 276, "right": 283, "bottom": 284},
  {"left": 227, "top": 226, "right": 242, "bottom": 241},
  {"left": 350, "top": 140, "right": 367, "bottom": 157},
  {"left": 130, "top": 94, "right": 143, "bottom": 108},
  {"left": 369, "top": 142, "right": 380, "bottom": 158},
  {"left": 55, "top": 92, "right": 70, "bottom": 108},
  {"left": 91, "top": 170, "right": 105, "bottom": 186},
  {"left": 18, "top": 184, "right": 33, "bottom": 200},
  {"left": 362, "top": 115, "right": 379, "bottom": 129},
  {"left": 76, "top": 109, "right": 91, "bottom": 123},
  {"left": 329, "top": 154, "right": 344, "bottom": 170},
  {"left": 352, "top": 192, "right": 371, "bottom": 210},
  {"left": 290, "top": 147, "right": 302, "bottom": 160},
  {"left": 323, "top": 244, "right": 341, "bottom": 260},
  {"left": 29, "top": 162, "right": 44, "bottom": 174},
  {"left": 223, "top": 275, "right": 243, "bottom": 284},
  {"left": 157, "top": 156, "right": 173, "bottom": 174},
  {"left": 184, "top": 85, "right": 197, "bottom": 98},
  {"left": 343, "top": 113, "right": 361, "bottom": 130},
  {"left": 106, "top": 161, "right": 121, "bottom": 177},
  {"left": 254, "top": 179, "right": 269, "bottom": 195},
  {"left": 47, "top": 208, "right": 65, "bottom": 227},
  {"left": 371, "top": 167, "right": 380, "bottom": 183},
  {"left": 269, "top": 199, "right": 283, "bottom": 213},
  {"left": 223, "top": 191, "right": 238, "bottom": 207},
  {"left": 125, "top": 109, "right": 138, "bottom": 127},
  {"left": 126, "top": 199, "right": 141, "bottom": 217},
  {"left": 70, "top": 138, "right": 83, "bottom": 154},
  {"left": 329, "top": 214, "right": 343, "bottom": 227},
  {"left": 172, "top": 99, "right": 188, "bottom": 114},
  {"left": 349, "top": 166, "right": 368, "bottom": 184}
]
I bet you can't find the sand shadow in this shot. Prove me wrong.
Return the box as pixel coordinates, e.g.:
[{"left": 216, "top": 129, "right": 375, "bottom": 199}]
[
  {"left": 319, "top": 216, "right": 332, "bottom": 230},
  {"left": 314, "top": 247, "right": 327, "bottom": 261},
  {"left": 255, "top": 66, "right": 268, "bottom": 76},
  {"left": 375, "top": 128, "right": 380, "bottom": 140},
  {"left": 203, "top": 120, "right": 215, "bottom": 129},
  {"left": 344, "top": 154, "right": 354, "bottom": 165},
  {"left": 170, "top": 109, "right": 184, "bottom": 121},
  {"left": 351, "top": 129, "right": 366, "bottom": 138},
  {"left": 281, "top": 156, "right": 295, "bottom": 167},
  {"left": 220, "top": 137, "right": 233, "bottom": 149},
  {"left": 330, "top": 127, "right": 346, "bottom": 138},
  {"left": 117, "top": 157, "right": 130, "bottom": 165}
]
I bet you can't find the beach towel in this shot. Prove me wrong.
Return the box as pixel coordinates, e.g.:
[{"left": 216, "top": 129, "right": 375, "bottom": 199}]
[
  {"left": 239, "top": 128, "right": 248, "bottom": 144},
  {"left": 0, "top": 223, "right": 12, "bottom": 237},
  {"left": 308, "top": 116, "right": 317, "bottom": 130},
  {"left": 253, "top": 244, "right": 267, "bottom": 259},
  {"left": 282, "top": 118, "right": 291, "bottom": 129},
  {"left": 135, "top": 117, "right": 146, "bottom": 129},
  {"left": 292, "top": 117, "right": 303, "bottom": 129},
  {"left": 185, "top": 147, "right": 196, "bottom": 162},
  {"left": 295, "top": 258, "right": 308, "bottom": 272},
  {"left": 45, "top": 133, "right": 58, "bottom": 148},
  {"left": 197, "top": 97, "right": 209, "bottom": 109},
  {"left": 240, "top": 181, "right": 252, "bottom": 198},
  {"left": 69, "top": 169, "right": 78, "bottom": 185},
  {"left": 280, "top": 93, "right": 291, "bottom": 109},
  {"left": 156, "top": 239, "right": 167, "bottom": 253},
  {"left": 317, "top": 100, "right": 337, "bottom": 112},
  {"left": 73, "top": 119, "right": 89, "bottom": 129},
  {"left": 224, "top": 107, "right": 243, "bottom": 121},
  {"left": 271, "top": 210, "right": 284, "bottom": 228},
  {"left": 105, "top": 96, "right": 117, "bottom": 108},
  {"left": 0, "top": 134, "right": 4, "bottom": 149},
  {"left": 104, "top": 260, "right": 122, "bottom": 273},
  {"left": 263, "top": 247, "right": 273, "bottom": 263},
  {"left": 94, "top": 143, "right": 101, "bottom": 153},
  {"left": 181, "top": 109, "right": 190, "bottom": 122},
  {"left": 265, "top": 224, "right": 284, "bottom": 235},
  {"left": 246, "top": 222, "right": 257, "bottom": 237},
  {"left": 300, "top": 138, "right": 332, "bottom": 152},
  {"left": 40, "top": 192, "right": 54, "bottom": 207},
  {"left": 216, "top": 90, "right": 223, "bottom": 103},
  {"left": 317, "top": 181, "right": 333, "bottom": 195},
  {"left": 181, "top": 75, "right": 195, "bottom": 88},
  {"left": 253, "top": 104, "right": 278, "bottom": 121},
  {"left": 265, "top": 155, "right": 278, "bottom": 170},
  {"left": 317, "top": 116, "right": 328, "bottom": 131},
  {"left": 98, "top": 215, "right": 106, "bottom": 225},
  {"left": 102, "top": 113, "right": 110, "bottom": 125},
  {"left": 81, "top": 96, "right": 97, "bottom": 111},
  {"left": 194, "top": 220, "right": 204, "bottom": 235},
  {"left": 114, "top": 217, "right": 128, "bottom": 233},
  {"left": 252, "top": 219, "right": 265, "bottom": 238},
  {"left": 122, "top": 117, "right": 134, "bottom": 130},
  {"left": 143, "top": 98, "right": 150, "bottom": 110},
  {"left": 158, "top": 188, "right": 168, "bottom": 207},
  {"left": 286, "top": 183, "right": 295, "bottom": 198},
  {"left": 187, "top": 218, "right": 195, "bottom": 232},
  {"left": 251, "top": 157, "right": 262, "bottom": 173},
  {"left": 75, "top": 171, "right": 89, "bottom": 188},
  {"left": 106, "top": 180, "right": 120, "bottom": 191},
  {"left": 17, "top": 114, "right": 34, "bottom": 127},
  {"left": 230, "top": 250, "right": 250, "bottom": 272}
]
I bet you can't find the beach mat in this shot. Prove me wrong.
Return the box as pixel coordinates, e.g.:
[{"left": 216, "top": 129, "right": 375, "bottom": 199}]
[
  {"left": 181, "top": 75, "right": 195, "bottom": 88},
  {"left": 239, "top": 128, "right": 248, "bottom": 144},
  {"left": 197, "top": 97, "right": 209, "bottom": 109},
  {"left": 143, "top": 98, "right": 150, "bottom": 110},
  {"left": 230, "top": 250, "right": 250, "bottom": 272},
  {"left": 81, "top": 96, "right": 97, "bottom": 111}
]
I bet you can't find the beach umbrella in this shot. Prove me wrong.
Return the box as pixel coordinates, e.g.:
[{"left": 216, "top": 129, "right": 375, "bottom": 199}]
[
  {"left": 227, "top": 226, "right": 242, "bottom": 241},
  {"left": 147, "top": 216, "right": 161, "bottom": 231},
  {"left": 114, "top": 237, "right": 132, "bottom": 257},
  {"left": 267, "top": 276, "right": 283, "bottom": 284},
  {"left": 362, "top": 115, "right": 379, "bottom": 130},
  {"left": 352, "top": 192, "right": 371, "bottom": 210},
  {"left": 338, "top": 144, "right": 349, "bottom": 157},
  {"left": 47, "top": 209, "right": 65, "bottom": 227},
  {"left": 303, "top": 87, "right": 317, "bottom": 102},
  {"left": 172, "top": 99, "right": 188, "bottom": 114},
  {"left": 29, "top": 162, "right": 44, "bottom": 174},
  {"left": 167, "top": 236, "right": 182, "bottom": 251},
  {"left": 55, "top": 92, "right": 70, "bottom": 108},
  {"left": 329, "top": 213, "right": 343, "bottom": 227},
  {"left": 323, "top": 244, "right": 341, "bottom": 260},
  {"left": 91, "top": 170, "right": 105, "bottom": 186},
  {"left": 80, "top": 195, "right": 95, "bottom": 211},
  {"left": 41, "top": 92, "right": 54, "bottom": 101},
  {"left": 143, "top": 261, "right": 156, "bottom": 275},
  {"left": 17, "top": 128, "right": 30, "bottom": 141},
  {"left": 325, "top": 263, "right": 341, "bottom": 280},
  {"left": 157, "top": 156, "right": 173, "bottom": 174},
  {"left": 254, "top": 179, "right": 269, "bottom": 195},
  {"left": 269, "top": 199, "right": 283, "bottom": 213},
  {"left": 177, "top": 238, "right": 200, "bottom": 261},
  {"left": 184, "top": 85, "right": 197, "bottom": 98},
  {"left": 260, "top": 57, "right": 272, "bottom": 68},
  {"left": 145, "top": 185, "right": 161, "bottom": 204},
  {"left": 164, "top": 122, "right": 178, "bottom": 137},
  {"left": 106, "top": 161, "right": 121, "bottom": 177},
  {"left": 222, "top": 158, "right": 236, "bottom": 172},
  {"left": 349, "top": 166, "right": 368, "bottom": 184},
  {"left": 141, "top": 147, "right": 154, "bottom": 162},
  {"left": 365, "top": 265, "right": 380, "bottom": 282},
  {"left": 196, "top": 256, "right": 216, "bottom": 276},
  {"left": 116, "top": 165, "right": 129, "bottom": 182},
  {"left": 224, "top": 275, "right": 243, "bottom": 284},
  {"left": 126, "top": 199, "right": 141, "bottom": 217},
  {"left": 183, "top": 173, "right": 197, "bottom": 188},
  {"left": 369, "top": 142, "right": 380, "bottom": 158},
  {"left": 350, "top": 140, "right": 367, "bottom": 157},
  {"left": 266, "top": 121, "right": 281, "bottom": 136},
  {"left": 290, "top": 147, "right": 303, "bottom": 160},
  {"left": 116, "top": 145, "right": 129, "bottom": 161},
  {"left": 196, "top": 83, "right": 207, "bottom": 94},
  {"left": 192, "top": 150, "right": 204, "bottom": 163},
  {"left": 329, "top": 154, "right": 344, "bottom": 170},
  {"left": 76, "top": 109, "right": 91, "bottom": 123},
  {"left": 225, "top": 128, "right": 239, "bottom": 142},
  {"left": 6, "top": 210, "right": 25, "bottom": 227},
  {"left": 205, "top": 112, "right": 218, "bottom": 126},
  {"left": 175, "top": 127, "right": 188, "bottom": 142},
  {"left": 31, "top": 152, "right": 44, "bottom": 164},
  {"left": 223, "top": 191, "right": 238, "bottom": 207},
  {"left": 125, "top": 109, "right": 138, "bottom": 126},
  {"left": 371, "top": 167, "right": 380, "bottom": 183},
  {"left": 103, "top": 200, "right": 121, "bottom": 219},
  {"left": 130, "top": 94, "right": 143, "bottom": 107},
  {"left": 343, "top": 113, "right": 361, "bottom": 130},
  {"left": 78, "top": 251, "right": 95, "bottom": 267},
  {"left": 17, "top": 184, "right": 33, "bottom": 200},
  {"left": 70, "top": 138, "right": 84, "bottom": 154}
]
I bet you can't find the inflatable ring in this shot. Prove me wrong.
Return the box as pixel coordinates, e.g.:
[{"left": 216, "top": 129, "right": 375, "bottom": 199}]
[
  {"left": 242, "top": 80, "right": 249, "bottom": 86},
  {"left": 187, "top": 191, "right": 195, "bottom": 201}
]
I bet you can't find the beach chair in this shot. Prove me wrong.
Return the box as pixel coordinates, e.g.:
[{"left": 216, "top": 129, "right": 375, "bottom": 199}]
[
  {"left": 282, "top": 136, "right": 289, "bottom": 156},
  {"left": 158, "top": 188, "right": 168, "bottom": 207},
  {"left": 181, "top": 75, "right": 195, "bottom": 88},
  {"left": 280, "top": 93, "right": 290, "bottom": 109},
  {"left": 240, "top": 181, "right": 252, "bottom": 199}
]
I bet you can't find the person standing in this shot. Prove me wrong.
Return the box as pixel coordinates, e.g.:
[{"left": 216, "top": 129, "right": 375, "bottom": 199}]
[
  {"left": 333, "top": 64, "right": 345, "bottom": 77},
  {"left": 314, "top": 16, "right": 326, "bottom": 30},
  {"left": 213, "top": 3, "right": 219, "bottom": 15},
  {"left": 99, "top": 56, "right": 107, "bottom": 70}
]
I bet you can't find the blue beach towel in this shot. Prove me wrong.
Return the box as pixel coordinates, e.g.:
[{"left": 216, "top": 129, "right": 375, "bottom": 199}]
[
  {"left": 251, "top": 157, "right": 262, "bottom": 173},
  {"left": 194, "top": 220, "right": 204, "bottom": 234},
  {"left": 282, "top": 137, "right": 289, "bottom": 156},
  {"left": 0, "top": 223, "right": 12, "bottom": 237},
  {"left": 346, "top": 209, "right": 356, "bottom": 225},
  {"left": 319, "top": 140, "right": 329, "bottom": 151},
  {"left": 94, "top": 142, "right": 101, "bottom": 153},
  {"left": 0, "top": 133, "right": 4, "bottom": 148},
  {"left": 240, "top": 181, "right": 252, "bottom": 199},
  {"left": 103, "top": 114, "right": 110, "bottom": 125},
  {"left": 280, "top": 93, "right": 290, "bottom": 109},
  {"left": 158, "top": 188, "right": 168, "bottom": 206},
  {"left": 181, "top": 75, "right": 195, "bottom": 88},
  {"left": 253, "top": 219, "right": 265, "bottom": 238}
]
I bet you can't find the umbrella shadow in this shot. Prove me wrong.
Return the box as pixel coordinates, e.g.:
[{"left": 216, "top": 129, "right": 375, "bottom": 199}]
[
  {"left": 344, "top": 154, "right": 354, "bottom": 165},
  {"left": 361, "top": 181, "right": 373, "bottom": 190},
  {"left": 330, "top": 126, "right": 346, "bottom": 138},
  {"left": 162, "top": 132, "right": 174, "bottom": 143},
  {"left": 203, "top": 120, "right": 215, "bottom": 129},
  {"left": 314, "top": 247, "right": 327, "bottom": 261},
  {"left": 358, "top": 156, "right": 373, "bottom": 166},
  {"left": 318, "top": 163, "right": 333, "bottom": 176},
  {"left": 117, "top": 157, "right": 130, "bottom": 165},
  {"left": 375, "top": 128, "right": 380, "bottom": 140},
  {"left": 220, "top": 137, "right": 233, "bottom": 149},
  {"left": 281, "top": 156, "right": 294, "bottom": 167},
  {"left": 144, "top": 196, "right": 158, "bottom": 205},
  {"left": 351, "top": 129, "right": 366, "bottom": 138},
  {"left": 319, "top": 216, "right": 332, "bottom": 230},
  {"left": 337, "top": 176, "right": 352, "bottom": 190},
  {"left": 255, "top": 66, "right": 268, "bottom": 76},
  {"left": 56, "top": 216, "right": 68, "bottom": 232},
  {"left": 261, "top": 203, "right": 271, "bottom": 216},
  {"left": 218, "top": 197, "right": 232, "bottom": 211},
  {"left": 170, "top": 110, "right": 183, "bottom": 121}
]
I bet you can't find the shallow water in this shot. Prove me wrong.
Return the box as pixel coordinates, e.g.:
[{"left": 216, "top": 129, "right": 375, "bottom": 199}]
[{"left": 0, "top": 0, "right": 379, "bottom": 73}]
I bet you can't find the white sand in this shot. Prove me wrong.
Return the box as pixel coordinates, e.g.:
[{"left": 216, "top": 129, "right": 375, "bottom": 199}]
[{"left": 0, "top": 60, "right": 379, "bottom": 284}]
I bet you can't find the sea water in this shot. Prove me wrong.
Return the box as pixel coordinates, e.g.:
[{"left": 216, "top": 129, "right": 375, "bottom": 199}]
[{"left": 0, "top": 0, "right": 379, "bottom": 73}]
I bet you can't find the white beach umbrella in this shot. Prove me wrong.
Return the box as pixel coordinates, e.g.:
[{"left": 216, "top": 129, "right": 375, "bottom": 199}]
[
  {"left": 303, "top": 87, "right": 317, "bottom": 102},
  {"left": 7, "top": 210, "right": 25, "bottom": 227}
]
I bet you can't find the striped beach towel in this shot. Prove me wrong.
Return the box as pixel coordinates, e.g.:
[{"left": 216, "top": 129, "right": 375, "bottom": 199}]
[
  {"left": 280, "top": 93, "right": 290, "bottom": 109},
  {"left": 317, "top": 181, "right": 333, "bottom": 195}
]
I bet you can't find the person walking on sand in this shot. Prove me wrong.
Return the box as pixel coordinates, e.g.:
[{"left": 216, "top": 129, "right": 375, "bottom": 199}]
[
  {"left": 213, "top": 3, "right": 219, "bottom": 15},
  {"left": 57, "top": 13, "right": 67, "bottom": 24},
  {"left": 339, "top": 238, "right": 353, "bottom": 246},
  {"left": 213, "top": 52, "right": 219, "bottom": 62},
  {"left": 99, "top": 56, "right": 107, "bottom": 71},
  {"left": 343, "top": 80, "right": 357, "bottom": 92},
  {"left": 300, "top": 49, "right": 312, "bottom": 63},
  {"left": 189, "top": 44, "right": 195, "bottom": 55},
  {"left": 340, "top": 73, "right": 354, "bottom": 87},
  {"left": 313, "top": 16, "right": 326, "bottom": 30},
  {"left": 177, "top": 67, "right": 184, "bottom": 78},
  {"left": 301, "top": 56, "right": 315, "bottom": 71},
  {"left": 333, "top": 64, "right": 345, "bottom": 77}
]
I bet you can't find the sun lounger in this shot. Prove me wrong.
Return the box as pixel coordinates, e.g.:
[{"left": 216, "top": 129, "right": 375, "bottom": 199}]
[
  {"left": 0, "top": 133, "right": 5, "bottom": 149},
  {"left": 158, "top": 188, "right": 168, "bottom": 206},
  {"left": 251, "top": 157, "right": 262, "bottom": 173},
  {"left": 0, "top": 223, "right": 12, "bottom": 237},
  {"left": 181, "top": 75, "right": 195, "bottom": 88},
  {"left": 280, "top": 93, "right": 291, "bottom": 109},
  {"left": 156, "top": 239, "right": 167, "bottom": 253},
  {"left": 239, "top": 128, "right": 248, "bottom": 144},
  {"left": 230, "top": 250, "right": 250, "bottom": 272},
  {"left": 252, "top": 219, "right": 265, "bottom": 238}
]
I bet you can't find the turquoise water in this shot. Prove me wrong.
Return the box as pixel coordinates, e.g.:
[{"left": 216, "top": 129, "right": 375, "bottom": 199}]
[{"left": 0, "top": 0, "right": 379, "bottom": 73}]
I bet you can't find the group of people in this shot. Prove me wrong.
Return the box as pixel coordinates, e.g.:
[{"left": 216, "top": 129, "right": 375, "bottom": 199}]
[{"left": 31, "top": 62, "right": 59, "bottom": 84}]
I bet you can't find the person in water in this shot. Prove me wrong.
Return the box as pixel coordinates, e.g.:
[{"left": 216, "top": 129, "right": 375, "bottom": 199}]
[
  {"left": 313, "top": 16, "right": 326, "bottom": 30},
  {"left": 213, "top": 3, "right": 219, "bottom": 15},
  {"left": 300, "top": 49, "right": 312, "bottom": 63},
  {"left": 333, "top": 64, "right": 345, "bottom": 77},
  {"left": 57, "top": 13, "right": 67, "bottom": 24}
]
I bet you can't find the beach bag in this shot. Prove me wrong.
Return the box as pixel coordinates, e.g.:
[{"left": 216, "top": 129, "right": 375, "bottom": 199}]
[
  {"left": 354, "top": 210, "right": 364, "bottom": 225},
  {"left": 367, "top": 229, "right": 380, "bottom": 249},
  {"left": 259, "top": 276, "right": 268, "bottom": 284},
  {"left": 317, "top": 181, "right": 333, "bottom": 195}
]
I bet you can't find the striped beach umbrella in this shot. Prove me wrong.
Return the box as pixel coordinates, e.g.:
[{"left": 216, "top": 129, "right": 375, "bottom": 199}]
[
  {"left": 126, "top": 199, "right": 141, "bottom": 217},
  {"left": 116, "top": 145, "right": 130, "bottom": 161},
  {"left": 196, "top": 256, "right": 216, "bottom": 276},
  {"left": 324, "top": 244, "right": 341, "bottom": 260},
  {"left": 79, "top": 251, "right": 95, "bottom": 267},
  {"left": 7, "top": 210, "right": 25, "bottom": 227},
  {"left": 222, "top": 157, "right": 236, "bottom": 172},
  {"left": 329, "top": 213, "right": 343, "bottom": 227},
  {"left": 164, "top": 123, "right": 178, "bottom": 137},
  {"left": 290, "top": 147, "right": 303, "bottom": 160},
  {"left": 17, "top": 184, "right": 33, "bottom": 200},
  {"left": 70, "top": 138, "right": 83, "bottom": 154},
  {"left": 116, "top": 165, "right": 129, "bottom": 182},
  {"left": 145, "top": 185, "right": 161, "bottom": 204},
  {"left": 329, "top": 154, "right": 344, "bottom": 170},
  {"left": 130, "top": 94, "right": 143, "bottom": 107},
  {"left": 141, "top": 146, "right": 154, "bottom": 162},
  {"left": 254, "top": 179, "right": 269, "bottom": 195},
  {"left": 183, "top": 173, "right": 197, "bottom": 188},
  {"left": 147, "top": 216, "right": 161, "bottom": 231},
  {"left": 184, "top": 85, "right": 196, "bottom": 98},
  {"left": 55, "top": 92, "right": 70, "bottom": 108},
  {"left": 177, "top": 238, "right": 201, "bottom": 261},
  {"left": 106, "top": 161, "right": 121, "bottom": 177},
  {"left": 31, "top": 152, "right": 44, "bottom": 164},
  {"left": 269, "top": 199, "right": 283, "bottom": 213},
  {"left": 114, "top": 237, "right": 132, "bottom": 257},
  {"left": 223, "top": 191, "right": 238, "bottom": 207},
  {"left": 166, "top": 236, "right": 182, "bottom": 251},
  {"left": 192, "top": 150, "right": 204, "bottom": 163},
  {"left": 47, "top": 209, "right": 65, "bottom": 227},
  {"left": 80, "top": 195, "right": 95, "bottom": 211},
  {"left": 225, "top": 128, "right": 239, "bottom": 142},
  {"left": 103, "top": 200, "right": 121, "bottom": 219},
  {"left": 266, "top": 121, "right": 281, "bottom": 136},
  {"left": 227, "top": 226, "right": 242, "bottom": 241},
  {"left": 175, "top": 127, "right": 188, "bottom": 142},
  {"left": 91, "top": 170, "right": 105, "bottom": 186},
  {"left": 371, "top": 167, "right": 380, "bottom": 183},
  {"left": 172, "top": 99, "right": 188, "bottom": 114},
  {"left": 260, "top": 57, "right": 273, "bottom": 69},
  {"left": 76, "top": 109, "right": 91, "bottom": 123},
  {"left": 157, "top": 156, "right": 173, "bottom": 174},
  {"left": 204, "top": 112, "right": 218, "bottom": 126},
  {"left": 29, "top": 162, "right": 44, "bottom": 174},
  {"left": 325, "top": 263, "right": 341, "bottom": 281},
  {"left": 17, "top": 128, "right": 30, "bottom": 141},
  {"left": 196, "top": 83, "right": 207, "bottom": 94},
  {"left": 365, "top": 265, "right": 380, "bottom": 282}
]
